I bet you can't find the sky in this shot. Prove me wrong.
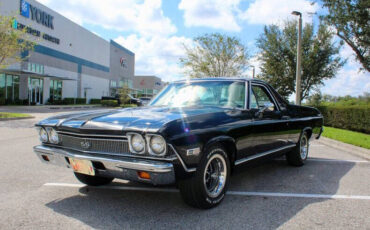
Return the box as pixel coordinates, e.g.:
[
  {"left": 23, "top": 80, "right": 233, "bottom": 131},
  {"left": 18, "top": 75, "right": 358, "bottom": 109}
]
[{"left": 37, "top": 0, "right": 369, "bottom": 97}]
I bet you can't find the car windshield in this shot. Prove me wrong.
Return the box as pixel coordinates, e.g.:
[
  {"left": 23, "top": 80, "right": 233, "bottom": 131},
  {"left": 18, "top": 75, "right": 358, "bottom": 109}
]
[{"left": 150, "top": 80, "right": 246, "bottom": 108}]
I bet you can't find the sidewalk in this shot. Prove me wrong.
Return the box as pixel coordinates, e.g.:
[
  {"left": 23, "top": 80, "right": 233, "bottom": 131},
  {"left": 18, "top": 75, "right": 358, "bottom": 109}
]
[{"left": 318, "top": 136, "right": 370, "bottom": 160}]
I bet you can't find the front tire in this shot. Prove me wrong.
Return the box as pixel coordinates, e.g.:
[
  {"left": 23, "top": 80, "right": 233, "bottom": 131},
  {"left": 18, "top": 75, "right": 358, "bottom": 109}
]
[
  {"left": 74, "top": 172, "right": 114, "bottom": 186},
  {"left": 286, "top": 132, "right": 309, "bottom": 166},
  {"left": 178, "top": 145, "right": 230, "bottom": 209}
]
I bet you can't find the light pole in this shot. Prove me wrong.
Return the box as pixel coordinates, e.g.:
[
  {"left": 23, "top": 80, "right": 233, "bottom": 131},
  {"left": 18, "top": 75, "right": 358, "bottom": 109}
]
[
  {"left": 292, "top": 11, "right": 302, "bottom": 105},
  {"left": 250, "top": 65, "right": 255, "bottom": 78}
]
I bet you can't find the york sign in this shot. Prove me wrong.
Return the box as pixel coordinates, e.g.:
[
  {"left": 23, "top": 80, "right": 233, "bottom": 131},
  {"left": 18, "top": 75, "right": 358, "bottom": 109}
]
[{"left": 20, "top": 0, "right": 54, "bottom": 29}]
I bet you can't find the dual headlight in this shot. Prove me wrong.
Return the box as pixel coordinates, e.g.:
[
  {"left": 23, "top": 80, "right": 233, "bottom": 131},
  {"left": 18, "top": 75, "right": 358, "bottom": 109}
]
[
  {"left": 127, "top": 133, "right": 167, "bottom": 156},
  {"left": 38, "top": 127, "right": 60, "bottom": 144}
]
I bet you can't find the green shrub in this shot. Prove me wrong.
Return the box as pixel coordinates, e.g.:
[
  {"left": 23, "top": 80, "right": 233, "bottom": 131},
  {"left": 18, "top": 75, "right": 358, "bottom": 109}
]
[
  {"left": 316, "top": 105, "right": 370, "bottom": 134},
  {"left": 76, "top": 98, "right": 86, "bottom": 104},
  {"left": 63, "top": 98, "right": 75, "bottom": 104},
  {"left": 89, "top": 99, "right": 101, "bottom": 104},
  {"left": 0, "top": 98, "right": 5, "bottom": 105},
  {"left": 121, "top": 104, "right": 137, "bottom": 108},
  {"left": 101, "top": 100, "right": 118, "bottom": 107}
]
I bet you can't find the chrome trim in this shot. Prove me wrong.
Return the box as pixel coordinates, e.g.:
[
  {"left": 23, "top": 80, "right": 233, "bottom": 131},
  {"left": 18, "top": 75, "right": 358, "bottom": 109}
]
[
  {"left": 34, "top": 145, "right": 174, "bottom": 173},
  {"left": 57, "top": 131, "right": 127, "bottom": 139},
  {"left": 235, "top": 144, "right": 296, "bottom": 165},
  {"left": 251, "top": 83, "right": 280, "bottom": 111},
  {"left": 44, "top": 144, "right": 177, "bottom": 161},
  {"left": 186, "top": 147, "right": 201, "bottom": 156},
  {"left": 244, "top": 81, "right": 249, "bottom": 110},
  {"left": 126, "top": 132, "right": 146, "bottom": 155},
  {"left": 145, "top": 134, "right": 167, "bottom": 157},
  {"left": 169, "top": 144, "right": 196, "bottom": 172}
]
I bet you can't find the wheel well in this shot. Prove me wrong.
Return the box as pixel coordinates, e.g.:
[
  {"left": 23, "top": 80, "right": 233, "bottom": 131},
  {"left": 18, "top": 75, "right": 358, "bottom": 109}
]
[
  {"left": 304, "top": 128, "right": 313, "bottom": 139},
  {"left": 217, "top": 140, "right": 237, "bottom": 169}
]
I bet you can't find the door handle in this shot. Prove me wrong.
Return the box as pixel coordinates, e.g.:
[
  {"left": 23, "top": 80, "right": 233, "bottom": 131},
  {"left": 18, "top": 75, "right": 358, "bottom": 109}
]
[{"left": 281, "top": 116, "right": 290, "bottom": 120}]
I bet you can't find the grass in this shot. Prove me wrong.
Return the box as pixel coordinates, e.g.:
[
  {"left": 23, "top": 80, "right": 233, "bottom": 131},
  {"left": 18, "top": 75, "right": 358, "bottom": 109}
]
[
  {"left": 0, "top": 112, "right": 32, "bottom": 119},
  {"left": 322, "top": 126, "right": 370, "bottom": 149}
]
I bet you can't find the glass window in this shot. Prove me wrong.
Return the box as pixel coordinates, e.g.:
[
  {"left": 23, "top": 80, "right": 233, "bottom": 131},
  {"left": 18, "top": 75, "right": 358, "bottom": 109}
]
[
  {"left": 151, "top": 81, "right": 246, "bottom": 109},
  {"left": 251, "top": 85, "right": 276, "bottom": 110},
  {"left": 0, "top": 74, "right": 5, "bottom": 100},
  {"left": 31, "top": 63, "right": 36, "bottom": 72},
  {"left": 13, "top": 76, "right": 19, "bottom": 101},
  {"left": 49, "top": 80, "right": 62, "bottom": 101},
  {"left": 6, "top": 75, "right": 13, "bottom": 100}
]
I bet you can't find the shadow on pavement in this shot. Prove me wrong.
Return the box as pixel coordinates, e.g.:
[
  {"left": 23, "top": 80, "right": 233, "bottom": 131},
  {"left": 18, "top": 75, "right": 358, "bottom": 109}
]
[{"left": 45, "top": 158, "right": 354, "bottom": 229}]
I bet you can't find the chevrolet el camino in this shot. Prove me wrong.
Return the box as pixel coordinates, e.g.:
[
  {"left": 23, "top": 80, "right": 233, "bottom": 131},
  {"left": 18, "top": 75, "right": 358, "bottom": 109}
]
[{"left": 34, "top": 78, "right": 323, "bottom": 209}]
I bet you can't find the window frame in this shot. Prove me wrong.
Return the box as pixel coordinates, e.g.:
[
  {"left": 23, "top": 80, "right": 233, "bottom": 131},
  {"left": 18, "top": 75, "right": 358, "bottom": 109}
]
[{"left": 249, "top": 82, "right": 280, "bottom": 111}]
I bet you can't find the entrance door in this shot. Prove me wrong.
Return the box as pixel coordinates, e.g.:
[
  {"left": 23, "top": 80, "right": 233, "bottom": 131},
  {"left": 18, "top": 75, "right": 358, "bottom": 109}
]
[{"left": 29, "top": 77, "right": 44, "bottom": 104}]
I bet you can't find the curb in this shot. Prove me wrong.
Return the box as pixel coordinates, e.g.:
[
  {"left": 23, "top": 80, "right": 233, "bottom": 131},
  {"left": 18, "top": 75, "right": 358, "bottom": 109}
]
[
  {"left": 48, "top": 106, "right": 102, "bottom": 110},
  {"left": 0, "top": 116, "right": 35, "bottom": 121},
  {"left": 318, "top": 136, "right": 370, "bottom": 161}
]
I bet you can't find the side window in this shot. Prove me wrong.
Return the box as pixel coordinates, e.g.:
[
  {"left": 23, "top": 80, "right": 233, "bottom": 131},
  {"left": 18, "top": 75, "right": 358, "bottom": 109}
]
[{"left": 251, "top": 85, "right": 276, "bottom": 110}]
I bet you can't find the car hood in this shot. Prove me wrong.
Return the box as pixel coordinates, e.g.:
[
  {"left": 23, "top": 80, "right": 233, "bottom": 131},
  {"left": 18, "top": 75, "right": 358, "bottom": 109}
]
[{"left": 38, "top": 106, "right": 235, "bottom": 134}]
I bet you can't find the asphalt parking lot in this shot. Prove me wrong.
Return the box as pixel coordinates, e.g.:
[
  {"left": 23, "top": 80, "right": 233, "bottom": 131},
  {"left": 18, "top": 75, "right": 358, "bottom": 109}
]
[{"left": 0, "top": 110, "right": 369, "bottom": 230}]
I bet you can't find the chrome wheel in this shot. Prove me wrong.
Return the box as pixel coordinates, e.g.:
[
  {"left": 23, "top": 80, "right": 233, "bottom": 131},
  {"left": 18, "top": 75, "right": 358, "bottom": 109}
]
[
  {"left": 203, "top": 154, "right": 227, "bottom": 198},
  {"left": 300, "top": 135, "right": 309, "bottom": 159}
]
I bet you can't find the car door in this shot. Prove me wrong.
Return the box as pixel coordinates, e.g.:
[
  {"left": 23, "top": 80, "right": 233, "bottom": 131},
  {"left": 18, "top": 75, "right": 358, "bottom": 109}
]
[{"left": 247, "top": 83, "right": 291, "bottom": 154}]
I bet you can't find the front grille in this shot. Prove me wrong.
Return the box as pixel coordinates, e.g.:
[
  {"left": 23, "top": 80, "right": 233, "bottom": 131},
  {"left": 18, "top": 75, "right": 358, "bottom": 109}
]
[
  {"left": 58, "top": 133, "right": 176, "bottom": 158},
  {"left": 60, "top": 134, "right": 129, "bottom": 154}
]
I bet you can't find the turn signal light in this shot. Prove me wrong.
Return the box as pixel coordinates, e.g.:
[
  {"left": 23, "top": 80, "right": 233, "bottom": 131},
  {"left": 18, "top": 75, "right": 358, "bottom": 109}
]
[{"left": 137, "top": 171, "right": 151, "bottom": 180}]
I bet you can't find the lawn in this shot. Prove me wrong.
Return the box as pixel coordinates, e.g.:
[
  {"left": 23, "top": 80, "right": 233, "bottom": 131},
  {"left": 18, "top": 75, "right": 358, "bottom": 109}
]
[
  {"left": 322, "top": 126, "right": 370, "bottom": 149},
  {"left": 0, "top": 112, "right": 32, "bottom": 119}
]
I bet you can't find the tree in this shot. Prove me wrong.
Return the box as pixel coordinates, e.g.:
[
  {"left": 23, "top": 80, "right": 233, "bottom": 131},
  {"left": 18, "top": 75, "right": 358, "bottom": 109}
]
[
  {"left": 0, "top": 15, "right": 35, "bottom": 69},
  {"left": 320, "top": 0, "right": 370, "bottom": 72},
  {"left": 256, "top": 20, "right": 345, "bottom": 100},
  {"left": 118, "top": 86, "right": 130, "bottom": 105},
  {"left": 180, "top": 33, "right": 249, "bottom": 78}
]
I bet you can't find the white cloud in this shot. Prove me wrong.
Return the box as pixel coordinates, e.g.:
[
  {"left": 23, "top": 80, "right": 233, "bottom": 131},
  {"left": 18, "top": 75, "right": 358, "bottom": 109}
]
[
  {"left": 115, "top": 35, "right": 193, "bottom": 82},
  {"left": 240, "top": 0, "right": 318, "bottom": 25},
  {"left": 178, "top": 0, "right": 241, "bottom": 32},
  {"left": 321, "top": 44, "right": 370, "bottom": 96},
  {"left": 37, "top": 0, "right": 177, "bottom": 37}
]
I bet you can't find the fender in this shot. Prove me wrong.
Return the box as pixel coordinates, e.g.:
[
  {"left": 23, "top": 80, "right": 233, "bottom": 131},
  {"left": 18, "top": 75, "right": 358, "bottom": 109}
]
[{"left": 203, "top": 135, "right": 237, "bottom": 166}]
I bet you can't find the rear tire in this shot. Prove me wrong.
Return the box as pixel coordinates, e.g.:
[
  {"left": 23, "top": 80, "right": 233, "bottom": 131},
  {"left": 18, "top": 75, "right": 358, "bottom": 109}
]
[
  {"left": 74, "top": 172, "right": 114, "bottom": 186},
  {"left": 178, "top": 145, "right": 230, "bottom": 209},
  {"left": 286, "top": 132, "right": 309, "bottom": 166}
]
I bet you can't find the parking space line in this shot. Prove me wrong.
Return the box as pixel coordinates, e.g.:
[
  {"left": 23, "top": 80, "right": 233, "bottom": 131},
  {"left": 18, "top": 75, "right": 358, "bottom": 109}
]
[
  {"left": 274, "top": 158, "right": 369, "bottom": 163},
  {"left": 43, "top": 183, "right": 370, "bottom": 200}
]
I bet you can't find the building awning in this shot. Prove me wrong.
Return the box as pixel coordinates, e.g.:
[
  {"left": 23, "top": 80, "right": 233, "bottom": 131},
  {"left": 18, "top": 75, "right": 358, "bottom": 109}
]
[{"left": 1, "top": 69, "right": 76, "bottom": 81}]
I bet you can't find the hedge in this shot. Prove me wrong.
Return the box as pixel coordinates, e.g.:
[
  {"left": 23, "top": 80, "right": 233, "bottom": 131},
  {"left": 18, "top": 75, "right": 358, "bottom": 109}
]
[
  {"left": 89, "top": 98, "right": 101, "bottom": 104},
  {"left": 101, "top": 100, "right": 118, "bottom": 107},
  {"left": 316, "top": 105, "right": 370, "bottom": 134}
]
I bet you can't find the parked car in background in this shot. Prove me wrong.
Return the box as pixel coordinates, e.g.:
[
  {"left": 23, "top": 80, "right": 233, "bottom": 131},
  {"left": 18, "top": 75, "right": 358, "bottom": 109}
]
[
  {"left": 139, "top": 97, "right": 152, "bottom": 106},
  {"left": 34, "top": 78, "right": 323, "bottom": 209}
]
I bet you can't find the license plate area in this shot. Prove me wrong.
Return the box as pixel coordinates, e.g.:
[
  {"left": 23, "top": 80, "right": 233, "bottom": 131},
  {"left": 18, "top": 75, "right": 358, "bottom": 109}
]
[{"left": 69, "top": 158, "right": 95, "bottom": 176}]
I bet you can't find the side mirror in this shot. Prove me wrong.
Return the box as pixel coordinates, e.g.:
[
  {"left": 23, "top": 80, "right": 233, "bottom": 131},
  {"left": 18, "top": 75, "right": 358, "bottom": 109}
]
[{"left": 255, "top": 102, "right": 275, "bottom": 118}]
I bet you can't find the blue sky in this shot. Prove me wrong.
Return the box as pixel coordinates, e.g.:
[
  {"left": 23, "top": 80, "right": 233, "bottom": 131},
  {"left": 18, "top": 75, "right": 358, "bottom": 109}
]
[{"left": 38, "top": 0, "right": 369, "bottom": 97}]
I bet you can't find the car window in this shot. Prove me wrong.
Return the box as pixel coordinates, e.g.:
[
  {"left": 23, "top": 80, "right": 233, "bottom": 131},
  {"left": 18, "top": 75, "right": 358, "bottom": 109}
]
[{"left": 251, "top": 85, "right": 276, "bottom": 110}]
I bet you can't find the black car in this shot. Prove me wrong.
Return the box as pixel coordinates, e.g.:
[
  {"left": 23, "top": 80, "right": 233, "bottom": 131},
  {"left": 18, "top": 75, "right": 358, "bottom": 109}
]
[{"left": 34, "top": 78, "right": 323, "bottom": 209}]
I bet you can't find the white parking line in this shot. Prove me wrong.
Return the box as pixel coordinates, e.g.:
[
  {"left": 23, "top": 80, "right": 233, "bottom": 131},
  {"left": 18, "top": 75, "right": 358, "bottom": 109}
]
[
  {"left": 274, "top": 158, "right": 369, "bottom": 163},
  {"left": 43, "top": 183, "right": 370, "bottom": 200}
]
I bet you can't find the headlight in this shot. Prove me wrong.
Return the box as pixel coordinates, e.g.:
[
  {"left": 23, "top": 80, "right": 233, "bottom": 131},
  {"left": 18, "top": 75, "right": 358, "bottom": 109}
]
[
  {"left": 128, "top": 133, "right": 145, "bottom": 154},
  {"left": 48, "top": 128, "right": 60, "bottom": 144},
  {"left": 38, "top": 127, "right": 48, "bottom": 143},
  {"left": 147, "top": 135, "right": 166, "bottom": 156}
]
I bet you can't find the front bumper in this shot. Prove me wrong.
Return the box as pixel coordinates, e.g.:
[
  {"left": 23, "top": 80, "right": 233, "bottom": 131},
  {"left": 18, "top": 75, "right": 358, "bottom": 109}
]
[{"left": 33, "top": 145, "right": 175, "bottom": 185}]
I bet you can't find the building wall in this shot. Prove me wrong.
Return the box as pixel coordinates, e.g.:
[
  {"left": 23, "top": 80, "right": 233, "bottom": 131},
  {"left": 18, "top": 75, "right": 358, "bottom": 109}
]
[
  {"left": 0, "top": 0, "right": 135, "bottom": 104},
  {"left": 133, "top": 75, "right": 164, "bottom": 97},
  {"left": 81, "top": 74, "right": 110, "bottom": 102},
  {"left": 0, "top": 0, "right": 110, "bottom": 66}
]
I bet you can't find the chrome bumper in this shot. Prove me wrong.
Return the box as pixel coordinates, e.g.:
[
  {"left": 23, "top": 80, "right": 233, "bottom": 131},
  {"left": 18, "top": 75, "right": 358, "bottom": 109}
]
[{"left": 33, "top": 145, "right": 175, "bottom": 185}]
